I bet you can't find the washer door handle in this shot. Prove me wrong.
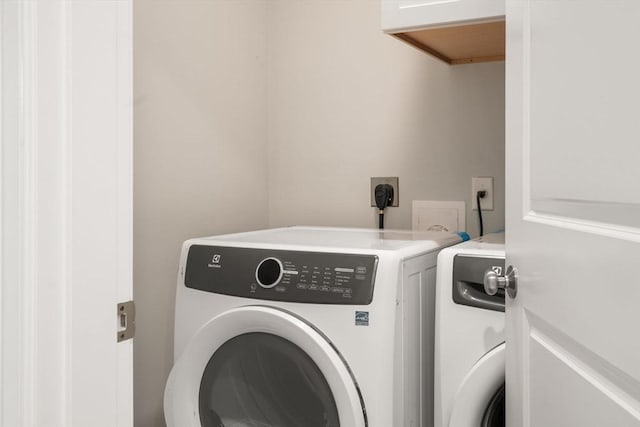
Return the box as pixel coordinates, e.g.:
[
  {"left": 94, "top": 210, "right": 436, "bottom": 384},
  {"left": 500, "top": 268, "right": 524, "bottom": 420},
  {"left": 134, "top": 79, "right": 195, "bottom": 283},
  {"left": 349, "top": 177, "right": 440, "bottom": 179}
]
[{"left": 484, "top": 266, "right": 518, "bottom": 298}]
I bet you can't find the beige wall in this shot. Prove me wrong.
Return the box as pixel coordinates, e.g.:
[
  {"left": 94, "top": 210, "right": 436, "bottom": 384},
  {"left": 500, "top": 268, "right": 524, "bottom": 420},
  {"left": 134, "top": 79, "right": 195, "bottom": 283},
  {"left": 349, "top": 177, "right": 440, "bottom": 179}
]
[
  {"left": 134, "top": 1, "right": 504, "bottom": 426},
  {"left": 266, "top": 0, "right": 504, "bottom": 236},
  {"left": 133, "top": 1, "right": 269, "bottom": 426}
]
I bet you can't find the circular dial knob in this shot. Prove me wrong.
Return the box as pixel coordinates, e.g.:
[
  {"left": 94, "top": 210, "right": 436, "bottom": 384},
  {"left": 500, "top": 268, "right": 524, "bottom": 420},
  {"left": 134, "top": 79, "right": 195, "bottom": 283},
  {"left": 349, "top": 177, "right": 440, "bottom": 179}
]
[{"left": 255, "top": 257, "right": 284, "bottom": 289}]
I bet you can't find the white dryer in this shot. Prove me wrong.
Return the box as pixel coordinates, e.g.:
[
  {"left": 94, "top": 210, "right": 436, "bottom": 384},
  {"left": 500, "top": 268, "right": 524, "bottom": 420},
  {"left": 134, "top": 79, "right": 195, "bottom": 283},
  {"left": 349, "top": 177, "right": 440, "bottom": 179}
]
[
  {"left": 164, "top": 226, "right": 463, "bottom": 427},
  {"left": 434, "top": 233, "right": 505, "bottom": 427}
]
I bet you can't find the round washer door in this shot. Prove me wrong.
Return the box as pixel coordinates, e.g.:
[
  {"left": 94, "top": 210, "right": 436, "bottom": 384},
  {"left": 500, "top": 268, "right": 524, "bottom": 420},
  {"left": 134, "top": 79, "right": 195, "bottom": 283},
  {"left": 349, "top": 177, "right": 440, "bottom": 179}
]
[
  {"left": 448, "top": 343, "right": 505, "bottom": 427},
  {"left": 164, "top": 306, "right": 367, "bottom": 427}
]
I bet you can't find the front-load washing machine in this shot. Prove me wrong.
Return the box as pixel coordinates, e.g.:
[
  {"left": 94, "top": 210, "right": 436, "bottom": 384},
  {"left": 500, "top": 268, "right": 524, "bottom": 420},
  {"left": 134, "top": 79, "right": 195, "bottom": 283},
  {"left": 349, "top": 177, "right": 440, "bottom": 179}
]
[
  {"left": 164, "top": 226, "right": 463, "bottom": 427},
  {"left": 434, "top": 233, "right": 505, "bottom": 427}
]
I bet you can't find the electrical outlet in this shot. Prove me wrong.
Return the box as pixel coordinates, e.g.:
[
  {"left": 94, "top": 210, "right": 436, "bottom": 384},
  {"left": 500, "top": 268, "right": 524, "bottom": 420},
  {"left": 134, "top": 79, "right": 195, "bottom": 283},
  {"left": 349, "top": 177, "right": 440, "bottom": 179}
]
[
  {"left": 471, "top": 177, "right": 494, "bottom": 211},
  {"left": 370, "top": 177, "right": 399, "bottom": 207}
]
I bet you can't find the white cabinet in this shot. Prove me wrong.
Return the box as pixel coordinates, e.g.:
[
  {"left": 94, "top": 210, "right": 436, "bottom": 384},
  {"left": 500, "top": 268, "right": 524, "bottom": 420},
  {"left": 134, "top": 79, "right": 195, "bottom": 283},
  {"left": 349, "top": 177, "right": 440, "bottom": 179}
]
[
  {"left": 381, "top": 0, "right": 505, "bottom": 65},
  {"left": 382, "top": 0, "right": 504, "bottom": 32}
]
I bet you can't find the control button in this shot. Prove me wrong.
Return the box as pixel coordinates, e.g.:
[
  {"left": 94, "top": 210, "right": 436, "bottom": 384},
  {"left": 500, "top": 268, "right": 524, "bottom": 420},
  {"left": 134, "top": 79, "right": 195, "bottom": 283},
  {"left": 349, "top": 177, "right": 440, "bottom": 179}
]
[
  {"left": 309, "top": 285, "right": 318, "bottom": 291},
  {"left": 275, "top": 286, "right": 286, "bottom": 293},
  {"left": 296, "top": 283, "right": 308, "bottom": 290},
  {"left": 331, "top": 287, "right": 344, "bottom": 293},
  {"left": 320, "top": 286, "right": 331, "bottom": 292},
  {"left": 283, "top": 269, "right": 299, "bottom": 276},
  {"left": 356, "top": 266, "right": 367, "bottom": 274},
  {"left": 255, "top": 257, "right": 284, "bottom": 289},
  {"left": 355, "top": 274, "right": 366, "bottom": 280}
]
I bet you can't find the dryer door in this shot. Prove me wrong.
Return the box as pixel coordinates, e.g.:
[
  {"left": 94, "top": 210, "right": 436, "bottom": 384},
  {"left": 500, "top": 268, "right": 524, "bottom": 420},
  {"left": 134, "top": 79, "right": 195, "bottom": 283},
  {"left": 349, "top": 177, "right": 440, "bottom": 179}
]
[
  {"left": 449, "top": 343, "right": 505, "bottom": 427},
  {"left": 164, "top": 306, "right": 367, "bottom": 427}
]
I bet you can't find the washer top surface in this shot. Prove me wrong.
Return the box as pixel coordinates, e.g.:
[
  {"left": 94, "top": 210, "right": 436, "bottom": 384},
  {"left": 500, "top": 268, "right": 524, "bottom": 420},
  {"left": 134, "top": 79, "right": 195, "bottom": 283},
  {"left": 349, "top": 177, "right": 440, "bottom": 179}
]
[
  {"left": 440, "top": 232, "right": 505, "bottom": 257},
  {"left": 189, "top": 226, "right": 462, "bottom": 253}
]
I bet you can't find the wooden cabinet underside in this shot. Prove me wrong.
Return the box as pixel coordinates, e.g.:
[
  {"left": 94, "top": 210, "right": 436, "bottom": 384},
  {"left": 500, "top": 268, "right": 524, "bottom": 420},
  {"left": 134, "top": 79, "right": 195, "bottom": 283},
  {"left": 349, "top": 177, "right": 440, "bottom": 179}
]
[{"left": 394, "top": 20, "right": 505, "bottom": 65}]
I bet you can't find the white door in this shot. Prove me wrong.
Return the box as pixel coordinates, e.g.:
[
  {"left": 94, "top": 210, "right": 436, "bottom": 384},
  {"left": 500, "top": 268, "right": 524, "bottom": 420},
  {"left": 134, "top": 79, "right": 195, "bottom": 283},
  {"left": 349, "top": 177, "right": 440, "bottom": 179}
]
[
  {"left": 1, "top": 1, "right": 132, "bottom": 426},
  {"left": 506, "top": 1, "right": 640, "bottom": 426}
]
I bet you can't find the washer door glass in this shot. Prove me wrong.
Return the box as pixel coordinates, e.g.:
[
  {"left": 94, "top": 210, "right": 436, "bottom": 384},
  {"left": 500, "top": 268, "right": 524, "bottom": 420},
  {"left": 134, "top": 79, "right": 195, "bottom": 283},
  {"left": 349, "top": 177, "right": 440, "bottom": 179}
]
[
  {"left": 199, "top": 332, "right": 340, "bottom": 427},
  {"left": 481, "top": 382, "right": 505, "bottom": 427}
]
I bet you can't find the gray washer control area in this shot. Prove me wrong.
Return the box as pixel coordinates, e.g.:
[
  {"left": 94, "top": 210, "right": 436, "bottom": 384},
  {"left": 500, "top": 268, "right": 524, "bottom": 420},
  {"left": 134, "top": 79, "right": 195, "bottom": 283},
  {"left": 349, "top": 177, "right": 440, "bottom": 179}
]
[
  {"left": 452, "top": 255, "right": 505, "bottom": 312},
  {"left": 184, "top": 245, "right": 378, "bottom": 305}
]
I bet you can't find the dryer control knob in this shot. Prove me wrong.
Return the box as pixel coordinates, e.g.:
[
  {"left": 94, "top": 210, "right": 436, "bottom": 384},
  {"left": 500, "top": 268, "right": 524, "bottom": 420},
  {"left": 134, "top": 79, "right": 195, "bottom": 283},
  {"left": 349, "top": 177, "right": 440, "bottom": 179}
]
[{"left": 256, "top": 257, "right": 284, "bottom": 289}]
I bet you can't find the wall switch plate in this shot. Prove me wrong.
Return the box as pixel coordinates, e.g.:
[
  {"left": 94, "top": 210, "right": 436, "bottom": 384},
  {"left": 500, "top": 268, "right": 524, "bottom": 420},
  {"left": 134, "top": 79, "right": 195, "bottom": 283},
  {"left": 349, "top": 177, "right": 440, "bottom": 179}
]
[
  {"left": 472, "top": 176, "right": 494, "bottom": 210},
  {"left": 370, "top": 177, "right": 399, "bottom": 207}
]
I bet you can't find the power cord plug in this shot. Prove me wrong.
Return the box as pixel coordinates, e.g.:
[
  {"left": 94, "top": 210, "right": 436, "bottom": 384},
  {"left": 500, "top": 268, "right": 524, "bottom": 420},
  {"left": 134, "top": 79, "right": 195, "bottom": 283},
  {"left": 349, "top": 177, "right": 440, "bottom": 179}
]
[
  {"left": 374, "top": 184, "right": 394, "bottom": 229},
  {"left": 477, "top": 190, "right": 487, "bottom": 237}
]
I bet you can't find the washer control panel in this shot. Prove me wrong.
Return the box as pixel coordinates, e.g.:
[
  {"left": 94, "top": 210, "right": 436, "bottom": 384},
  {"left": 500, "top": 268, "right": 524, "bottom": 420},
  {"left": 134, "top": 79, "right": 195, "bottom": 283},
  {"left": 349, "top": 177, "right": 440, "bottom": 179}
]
[
  {"left": 184, "top": 245, "right": 379, "bottom": 305},
  {"left": 452, "top": 255, "right": 505, "bottom": 312}
]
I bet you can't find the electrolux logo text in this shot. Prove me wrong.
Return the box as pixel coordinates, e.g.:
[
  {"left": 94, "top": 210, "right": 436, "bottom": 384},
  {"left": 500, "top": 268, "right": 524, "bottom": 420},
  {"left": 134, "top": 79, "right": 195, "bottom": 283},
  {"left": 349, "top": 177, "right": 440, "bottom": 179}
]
[{"left": 208, "top": 254, "right": 222, "bottom": 269}]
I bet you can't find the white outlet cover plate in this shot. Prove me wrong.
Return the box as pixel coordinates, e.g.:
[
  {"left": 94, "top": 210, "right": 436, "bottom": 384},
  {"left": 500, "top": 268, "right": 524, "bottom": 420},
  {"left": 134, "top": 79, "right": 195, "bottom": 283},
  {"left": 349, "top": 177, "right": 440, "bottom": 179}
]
[
  {"left": 370, "top": 177, "right": 399, "bottom": 207},
  {"left": 471, "top": 176, "right": 494, "bottom": 211},
  {"left": 412, "top": 200, "right": 466, "bottom": 232}
]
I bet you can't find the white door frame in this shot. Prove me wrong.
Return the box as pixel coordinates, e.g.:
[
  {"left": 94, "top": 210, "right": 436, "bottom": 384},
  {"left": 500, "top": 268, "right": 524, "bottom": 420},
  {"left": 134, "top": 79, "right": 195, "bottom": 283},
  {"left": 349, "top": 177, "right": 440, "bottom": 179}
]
[{"left": 1, "top": 1, "right": 133, "bottom": 426}]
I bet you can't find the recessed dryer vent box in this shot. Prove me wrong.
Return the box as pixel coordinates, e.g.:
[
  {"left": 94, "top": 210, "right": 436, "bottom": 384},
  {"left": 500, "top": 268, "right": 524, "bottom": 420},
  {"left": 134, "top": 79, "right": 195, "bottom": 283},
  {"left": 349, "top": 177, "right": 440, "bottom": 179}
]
[{"left": 412, "top": 201, "right": 466, "bottom": 232}]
